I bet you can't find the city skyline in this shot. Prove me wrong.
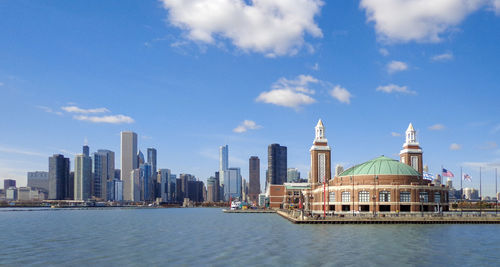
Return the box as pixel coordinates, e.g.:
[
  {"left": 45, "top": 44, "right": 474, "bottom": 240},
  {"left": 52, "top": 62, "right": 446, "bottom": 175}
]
[{"left": 1, "top": 1, "right": 500, "bottom": 196}]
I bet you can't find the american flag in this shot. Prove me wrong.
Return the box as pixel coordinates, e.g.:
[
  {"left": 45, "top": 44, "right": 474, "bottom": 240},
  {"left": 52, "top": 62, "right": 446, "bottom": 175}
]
[
  {"left": 463, "top": 174, "right": 472, "bottom": 181},
  {"left": 442, "top": 168, "right": 454, "bottom": 177}
]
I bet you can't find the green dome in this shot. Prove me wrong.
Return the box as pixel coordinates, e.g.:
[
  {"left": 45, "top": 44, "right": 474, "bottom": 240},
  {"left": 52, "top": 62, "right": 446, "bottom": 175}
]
[{"left": 338, "top": 156, "right": 421, "bottom": 177}]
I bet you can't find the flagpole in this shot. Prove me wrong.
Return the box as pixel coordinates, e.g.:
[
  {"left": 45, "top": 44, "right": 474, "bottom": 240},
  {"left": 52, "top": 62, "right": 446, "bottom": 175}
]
[
  {"left": 460, "top": 167, "right": 463, "bottom": 216},
  {"left": 496, "top": 168, "right": 498, "bottom": 216},
  {"left": 479, "top": 167, "right": 482, "bottom": 217}
]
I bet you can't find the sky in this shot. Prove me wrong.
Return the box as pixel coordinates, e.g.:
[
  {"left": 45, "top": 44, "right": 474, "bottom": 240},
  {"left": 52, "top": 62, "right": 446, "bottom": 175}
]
[{"left": 1, "top": 0, "right": 500, "bottom": 196}]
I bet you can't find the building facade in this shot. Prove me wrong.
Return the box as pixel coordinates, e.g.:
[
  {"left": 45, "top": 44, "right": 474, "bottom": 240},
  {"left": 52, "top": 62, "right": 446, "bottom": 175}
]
[
  {"left": 3, "top": 179, "right": 16, "bottom": 191},
  {"left": 248, "top": 156, "right": 260, "bottom": 204},
  {"left": 74, "top": 153, "right": 92, "bottom": 201},
  {"left": 121, "top": 131, "right": 138, "bottom": 201},
  {"left": 27, "top": 171, "right": 49, "bottom": 192},
  {"left": 48, "top": 154, "right": 70, "bottom": 200},
  {"left": 267, "top": 144, "right": 287, "bottom": 185}
]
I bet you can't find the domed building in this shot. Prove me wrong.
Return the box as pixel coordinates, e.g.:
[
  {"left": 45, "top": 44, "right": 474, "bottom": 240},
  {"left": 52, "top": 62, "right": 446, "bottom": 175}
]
[{"left": 304, "top": 120, "right": 449, "bottom": 214}]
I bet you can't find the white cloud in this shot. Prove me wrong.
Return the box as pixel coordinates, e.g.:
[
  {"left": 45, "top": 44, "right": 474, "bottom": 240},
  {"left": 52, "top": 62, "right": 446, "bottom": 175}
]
[
  {"left": 479, "top": 141, "right": 498, "bottom": 150},
  {"left": 429, "top": 124, "right": 446, "bottom": 131},
  {"left": 73, "top": 115, "right": 135, "bottom": 124},
  {"left": 0, "top": 146, "right": 46, "bottom": 157},
  {"left": 379, "top": 48, "right": 389, "bottom": 56},
  {"left": 432, "top": 52, "right": 454, "bottom": 61},
  {"left": 376, "top": 84, "right": 416, "bottom": 94},
  {"left": 256, "top": 75, "right": 319, "bottom": 109},
  {"left": 160, "top": 0, "right": 324, "bottom": 57},
  {"left": 360, "top": 0, "right": 484, "bottom": 43},
  {"left": 62, "top": 106, "right": 110, "bottom": 114},
  {"left": 329, "top": 85, "right": 352, "bottom": 104},
  {"left": 36, "top": 105, "right": 63, "bottom": 116},
  {"left": 233, "top": 120, "right": 262, "bottom": 133},
  {"left": 494, "top": 0, "right": 500, "bottom": 14},
  {"left": 387, "top": 60, "right": 408, "bottom": 74},
  {"left": 391, "top": 132, "right": 401, "bottom": 137},
  {"left": 450, "top": 143, "right": 462, "bottom": 150}
]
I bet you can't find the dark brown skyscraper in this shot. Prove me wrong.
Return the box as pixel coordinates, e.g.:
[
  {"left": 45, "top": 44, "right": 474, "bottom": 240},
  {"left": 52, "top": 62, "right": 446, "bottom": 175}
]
[
  {"left": 267, "top": 144, "right": 287, "bottom": 185},
  {"left": 248, "top": 156, "right": 260, "bottom": 203}
]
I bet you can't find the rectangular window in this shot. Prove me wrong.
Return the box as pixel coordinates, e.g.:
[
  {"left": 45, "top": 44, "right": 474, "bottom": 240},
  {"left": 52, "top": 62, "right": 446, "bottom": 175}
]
[
  {"left": 318, "top": 153, "right": 326, "bottom": 183},
  {"left": 358, "top": 191, "right": 370, "bottom": 202},
  {"left": 411, "top": 156, "right": 419, "bottom": 172},
  {"left": 434, "top": 192, "right": 441, "bottom": 203},
  {"left": 342, "top": 191, "right": 350, "bottom": 203},
  {"left": 400, "top": 192, "right": 411, "bottom": 202},
  {"left": 329, "top": 191, "right": 335, "bottom": 202},
  {"left": 419, "top": 192, "right": 429, "bottom": 203},
  {"left": 379, "top": 191, "right": 391, "bottom": 202}
]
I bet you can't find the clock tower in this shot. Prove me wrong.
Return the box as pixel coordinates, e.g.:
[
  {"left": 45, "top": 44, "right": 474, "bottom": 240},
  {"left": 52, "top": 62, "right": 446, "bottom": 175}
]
[
  {"left": 310, "top": 119, "right": 332, "bottom": 184},
  {"left": 400, "top": 123, "right": 423, "bottom": 175}
]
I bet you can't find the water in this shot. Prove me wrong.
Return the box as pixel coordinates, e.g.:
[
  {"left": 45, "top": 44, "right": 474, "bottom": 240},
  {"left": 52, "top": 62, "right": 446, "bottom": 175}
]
[{"left": 1, "top": 208, "right": 499, "bottom": 266}]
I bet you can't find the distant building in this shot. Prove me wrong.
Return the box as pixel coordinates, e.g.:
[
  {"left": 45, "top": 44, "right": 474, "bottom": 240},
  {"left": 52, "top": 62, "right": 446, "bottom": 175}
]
[
  {"left": 3, "top": 179, "right": 16, "bottom": 191},
  {"left": 140, "top": 163, "right": 152, "bottom": 201},
  {"left": 206, "top": 176, "right": 217, "bottom": 202},
  {"left": 225, "top": 168, "right": 242, "bottom": 200},
  {"left": 107, "top": 179, "right": 123, "bottom": 202},
  {"left": 27, "top": 171, "right": 49, "bottom": 192},
  {"left": 334, "top": 164, "right": 344, "bottom": 177},
  {"left": 187, "top": 180, "right": 204, "bottom": 202},
  {"left": 147, "top": 148, "right": 157, "bottom": 175},
  {"left": 287, "top": 168, "right": 300, "bottom": 183},
  {"left": 49, "top": 154, "right": 70, "bottom": 200},
  {"left": 83, "top": 144, "right": 90, "bottom": 157},
  {"left": 131, "top": 169, "right": 141, "bottom": 202},
  {"left": 74, "top": 153, "right": 92, "bottom": 201},
  {"left": 267, "top": 144, "right": 287, "bottom": 185},
  {"left": 6, "top": 187, "right": 17, "bottom": 200},
  {"left": 258, "top": 193, "right": 267, "bottom": 207},
  {"left": 219, "top": 145, "right": 228, "bottom": 200},
  {"left": 248, "top": 156, "right": 260, "bottom": 204},
  {"left": 463, "top": 188, "right": 479, "bottom": 200},
  {"left": 158, "top": 169, "right": 171, "bottom": 202},
  {"left": 121, "top": 131, "right": 138, "bottom": 201},
  {"left": 93, "top": 150, "right": 115, "bottom": 200},
  {"left": 147, "top": 148, "right": 158, "bottom": 199}
]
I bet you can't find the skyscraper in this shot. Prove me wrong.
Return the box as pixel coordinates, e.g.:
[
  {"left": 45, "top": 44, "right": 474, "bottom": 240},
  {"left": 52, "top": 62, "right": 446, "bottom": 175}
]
[
  {"left": 3, "top": 179, "right": 16, "bottom": 190},
  {"left": 158, "top": 169, "right": 171, "bottom": 202},
  {"left": 140, "top": 163, "right": 152, "bottom": 201},
  {"left": 74, "top": 153, "right": 92, "bottom": 201},
  {"left": 83, "top": 144, "right": 89, "bottom": 157},
  {"left": 287, "top": 168, "right": 300, "bottom": 182},
  {"left": 225, "top": 167, "right": 242, "bottom": 200},
  {"left": 219, "top": 145, "right": 228, "bottom": 200},
  {"left": 267, "top": 144, "right": 287, "bottom": 185},
  {"left": 27, "top": 171, "right": 49, "bottom": 192},
  {"left": 248, "top": 156, "right": 260, "bottom": 203},
  {"left": 93, "top": 150, "right": 114, "bottom": 200},
  {"left": 147, "top": 148, "right": 157, "bottom": 175},
  {"left": 48, "top": 154, "right": 70, "bottom": 200},
  {"left": 207, "top": 176, "right": 217, "bottom": 202},
  {"left": 147, "top": 148, "right": 158, "bottom": 199},
  {"left": 121, "top": 131, "right": 138, "bottom": 201}
]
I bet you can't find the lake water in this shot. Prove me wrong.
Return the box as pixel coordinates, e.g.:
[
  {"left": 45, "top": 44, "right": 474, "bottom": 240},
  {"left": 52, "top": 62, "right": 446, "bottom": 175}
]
[{"left": 1, "top": 208, "right": 499, "bottom": 266}]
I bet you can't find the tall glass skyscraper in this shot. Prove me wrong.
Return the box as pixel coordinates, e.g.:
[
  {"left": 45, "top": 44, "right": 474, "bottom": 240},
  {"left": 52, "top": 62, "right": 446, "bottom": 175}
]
[
  {"left": 74, "top": 153, "right": 92, "bottom": 201},
  {"left": 121, "top": 131, "right": 138, "bottom": 201},
  {"left": 267, "top": 144, "right": 287, "bottom": 185},
  {"left": 248, "top": 156, "right": 260, "bottom": 203},
  {"left": 48, "top": 154, "right": 70, "bottom": 200},
  {"left": 140, "top": 163, "right": 152, "bottom": 201},
  {"left": 219, "top": 145, "right": 228, "bottom": 200},
  {"left": 93, "top": 150, "right": 114, "bottom": 200}
]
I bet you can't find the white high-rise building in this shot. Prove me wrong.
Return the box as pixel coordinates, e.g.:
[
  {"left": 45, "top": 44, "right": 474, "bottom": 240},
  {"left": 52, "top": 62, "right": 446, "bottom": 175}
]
[
  {"left": 121, "top": 132, "right": 138, "bottom": 201},
  {"left": 74, "top": 154, "right": 92, "bottom": 201}
]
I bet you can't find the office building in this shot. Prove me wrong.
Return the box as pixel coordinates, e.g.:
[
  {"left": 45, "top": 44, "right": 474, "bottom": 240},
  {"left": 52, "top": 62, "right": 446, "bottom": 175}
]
[
  {"left": 107, "top": 179, "right": 123, "bottom": 202},
  {"left": 159, "top": 169, "right": 171, "bottom": 202},
  {"left": 3, "top": 179, "right": 16, "bottom": 190},
  {"left": 131, "top": 169, "right": 141, "bottom": 202},
  {"left": 187, "top": 180, "right": 204, "bottom": 202},
  {"left": 248, "top": 156, "right": 260, "bottom": 204},
  {"left": 48, "top": 154, "right": 70, "bottom": 200},
  {"left": 74, "top": 153, "right": 92, "bottom": 201},
  {"left": 225, "top": 167, "right": 242, "bottom": 200},
  {"left": 140, "top": 163, "right": 152, "bottom": 201},
  {"left": 464, "top": 188, "right": 479, "bottom": 200},
  {"left": 83, "top": 144, "right": 89, "bottom": 157},
  {"left": 287, "top": 168, "right": 300, "bottom": 183},
  {"left": 27, "top": 171, "right": 49, "bottom": 192},
  {"left": 93, "top": 150, "right": 114, "bottom": 200},
  {"left": 6, "top": 187, "right": 17, "bottom": 200},
  {"left": 121, "top": 131, "right": 138, "bottom": 201},
  {"left": 219, "top": 145, "right": 228, "bottom": 199},
  {"left": 267, "top": 144, "right": 287, "bottom": 185},
  {"left": 147, "top": 148, "right": 157, "bottom": 175},
  {"left": 207, "top": 176, "right": 217, "bottom": 202}
]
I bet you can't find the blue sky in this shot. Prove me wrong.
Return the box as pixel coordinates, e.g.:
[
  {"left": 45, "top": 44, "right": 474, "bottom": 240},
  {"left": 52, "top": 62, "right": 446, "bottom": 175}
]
[{"left": 1, "top": 0, "right": 500, "bottom": 196}]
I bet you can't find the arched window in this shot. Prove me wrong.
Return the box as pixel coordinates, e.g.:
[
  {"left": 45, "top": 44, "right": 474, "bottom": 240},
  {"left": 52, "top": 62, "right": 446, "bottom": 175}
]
[
  {"left": 341, "top": 191, "right": 350, "bottom": 202},
  {"left": 379, "top": 191, "right": 391, "bottom": 202},
  {"left": 358, "top": 191, "right": 370, "bottom": 202}
]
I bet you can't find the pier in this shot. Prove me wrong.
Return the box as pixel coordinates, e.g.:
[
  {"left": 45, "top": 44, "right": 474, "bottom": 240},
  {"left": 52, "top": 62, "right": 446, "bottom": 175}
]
[
  {"left": 277, "top": 211, "right": 500, "bottom": 224},
  {"left": 223, "top": 209, "right": 276, "bottom": 214}
]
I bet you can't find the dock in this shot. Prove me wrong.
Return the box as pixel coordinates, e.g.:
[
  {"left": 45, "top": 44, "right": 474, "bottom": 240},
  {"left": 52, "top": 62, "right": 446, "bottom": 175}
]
[
  {"left": 277, "top": 211, "right": 500, "bottom": 224},
  {"left": 223, "top": 209, "right": 276, "bottom": 214}
]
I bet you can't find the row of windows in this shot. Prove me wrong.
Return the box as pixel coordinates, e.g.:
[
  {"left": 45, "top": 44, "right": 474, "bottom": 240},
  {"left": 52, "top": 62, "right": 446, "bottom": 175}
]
[{"left": 326, "top": 191, "right": 441, "bottom": 203}]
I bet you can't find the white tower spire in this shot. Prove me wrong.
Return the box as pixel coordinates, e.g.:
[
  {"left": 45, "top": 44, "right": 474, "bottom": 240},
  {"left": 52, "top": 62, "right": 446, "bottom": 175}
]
[
  {"left": 315, "top": 119, "right": 326, "bottom": 142},
  {"left": 405, "top": 123, "right": 417, "bottom": 145}
]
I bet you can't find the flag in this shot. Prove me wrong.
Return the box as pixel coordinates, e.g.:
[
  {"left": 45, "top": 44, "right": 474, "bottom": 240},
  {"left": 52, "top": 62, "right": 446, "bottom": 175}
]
[
  {"left": 463, "top": 174, "right": 472, "bottom": 182},
  {"left": 442, "top": 168, "right": 454, "bottom": 177},
  {"left": 423, "top": 172, "right": 435, "bottom": 180}
]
